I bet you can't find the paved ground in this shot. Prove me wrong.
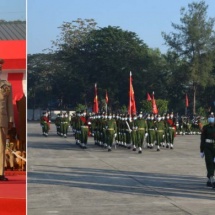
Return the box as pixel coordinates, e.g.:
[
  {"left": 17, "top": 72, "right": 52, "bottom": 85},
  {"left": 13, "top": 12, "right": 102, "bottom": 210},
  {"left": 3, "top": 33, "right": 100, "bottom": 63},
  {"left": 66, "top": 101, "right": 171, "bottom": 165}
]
[{"left": 27, "top": 122, "right": 215, "bottom": 215}]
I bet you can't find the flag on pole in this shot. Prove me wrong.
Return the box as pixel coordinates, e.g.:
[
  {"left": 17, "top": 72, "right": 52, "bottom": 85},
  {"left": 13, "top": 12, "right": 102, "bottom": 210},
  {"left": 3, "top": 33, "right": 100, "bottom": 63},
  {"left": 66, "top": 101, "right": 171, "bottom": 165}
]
[
  {"left": 128, "top": 71, "right": 137, "bottom": 116},
  {"left": 93, "top": 83, "right": 99, "bottom": 113},
  {"left": 185, "top": 93, "right": 189, "bottom": 107},
  {"left": 147, "top": 93, "right": 152, "bottom": 101},
  {"left": 105, "top": 90, "right": 108, "bottom": 104},
  {"left": 151, "top": 91, "right": 158, "bottom": 114}
]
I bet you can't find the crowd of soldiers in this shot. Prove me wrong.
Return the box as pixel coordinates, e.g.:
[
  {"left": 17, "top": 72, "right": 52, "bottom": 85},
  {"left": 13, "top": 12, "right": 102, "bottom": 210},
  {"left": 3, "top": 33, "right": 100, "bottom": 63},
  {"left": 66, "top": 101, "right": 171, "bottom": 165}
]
[
  {"left": 69, "top": 111, "right": 184, "bottom": 152},
  {"left": 40, "top": 110, "right": 215, "bottom": 188},
  {"left": 40, "top": 111, "right": 203, "bottom": 152}
]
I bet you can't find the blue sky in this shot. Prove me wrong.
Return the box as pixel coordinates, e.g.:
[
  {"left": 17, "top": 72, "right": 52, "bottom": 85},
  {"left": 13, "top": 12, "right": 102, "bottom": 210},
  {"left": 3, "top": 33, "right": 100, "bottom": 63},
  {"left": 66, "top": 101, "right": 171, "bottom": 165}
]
[
  {"left": 0, "top": 0, "right": 26, "bottom": 21},
  {"left": 28, "top": 0, "right": 215, "bottom": 54}
]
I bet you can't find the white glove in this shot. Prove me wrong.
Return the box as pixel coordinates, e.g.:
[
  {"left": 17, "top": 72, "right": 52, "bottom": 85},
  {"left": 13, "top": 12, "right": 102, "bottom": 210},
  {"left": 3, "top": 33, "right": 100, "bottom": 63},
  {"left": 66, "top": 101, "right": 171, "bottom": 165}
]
[
  {"left": 114, "top": 133, "right": 117, "bottom": 138},
  {"left": 200, "top": 152, "right": 204, "bottom": 158}
]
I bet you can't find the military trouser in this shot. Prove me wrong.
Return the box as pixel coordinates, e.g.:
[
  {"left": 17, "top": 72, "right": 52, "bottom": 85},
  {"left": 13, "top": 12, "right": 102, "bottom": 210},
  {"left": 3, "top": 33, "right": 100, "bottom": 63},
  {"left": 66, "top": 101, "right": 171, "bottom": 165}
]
[
  {"left": 136, "top": 129, "right": 145, "bottom": 148},
  {"left": 41, "top": 122, "right": 49, "bottom": 134},
  {"left": 204, "top": 143, "right": 215, "bottom": 178},
  {"left": 126, "top": 130, "right": 131, "bottom": 145},
  {"left": 62, "top": 122, "right": 69, "bottom": 135},
  {"left": 156, "top": 130, "right": 165, "bottom": 146},
  {"left": 148, "top": 129, "right": 156, "bottom": 145},
  {"left": 81, "top": 126, "right": 88, "bottom": 144},
  {"left": 131, "top": 130, "right": 137, "bottom": 147},
  {"left": 167, "top": 127, "right": 175, "bottom": 144},
  {"left": 106, "top": 129, "right": 115, "bottom": 147}
]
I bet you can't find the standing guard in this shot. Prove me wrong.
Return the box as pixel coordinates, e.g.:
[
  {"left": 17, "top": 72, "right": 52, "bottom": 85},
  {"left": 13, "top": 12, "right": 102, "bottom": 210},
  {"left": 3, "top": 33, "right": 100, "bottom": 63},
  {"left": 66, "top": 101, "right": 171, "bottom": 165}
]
[{"left": 200, "top": 113, "right": 215, "bottom": 188}]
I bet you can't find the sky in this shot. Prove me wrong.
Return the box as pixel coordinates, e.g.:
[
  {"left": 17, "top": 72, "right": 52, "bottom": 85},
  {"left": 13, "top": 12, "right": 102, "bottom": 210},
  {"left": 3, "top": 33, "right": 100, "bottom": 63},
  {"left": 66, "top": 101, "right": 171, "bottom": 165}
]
[
  {"left": 27, "top": 0, "right": 215, "bottom": 54},
  {"left": 0, "top": 0, "right": 26, "bottom": 21}
]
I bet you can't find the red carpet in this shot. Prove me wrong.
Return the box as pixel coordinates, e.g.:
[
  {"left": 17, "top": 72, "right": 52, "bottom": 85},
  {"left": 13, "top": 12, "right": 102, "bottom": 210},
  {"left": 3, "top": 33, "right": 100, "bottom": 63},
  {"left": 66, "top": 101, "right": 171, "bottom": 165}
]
[{"left": 0, "top": 171, "right": 26, "bottom": 215}]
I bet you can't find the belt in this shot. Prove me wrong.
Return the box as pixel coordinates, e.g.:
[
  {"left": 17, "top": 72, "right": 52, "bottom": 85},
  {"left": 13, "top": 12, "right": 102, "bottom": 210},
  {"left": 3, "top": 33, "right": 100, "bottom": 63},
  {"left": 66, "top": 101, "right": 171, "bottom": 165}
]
[
  {"left": 107, "top": 128, "right": 114, "bottom": 130},
  {"left": 205, "top": 139, "right": 215, "bottom": 143},
  {"left": 81, "top": 126, "right": 88, "bottom": 128},
  {"left": 169, "top": 127, "right": 175, "bottom": 129},
  {"left": 148, "top": 129, "right": 154, "bottom": 130},
  {"left": 138, "top": 128, "right": 145, "bottom": 130},
  {"left": 157, "top": 130, "right": 164, "bottom": 132}
]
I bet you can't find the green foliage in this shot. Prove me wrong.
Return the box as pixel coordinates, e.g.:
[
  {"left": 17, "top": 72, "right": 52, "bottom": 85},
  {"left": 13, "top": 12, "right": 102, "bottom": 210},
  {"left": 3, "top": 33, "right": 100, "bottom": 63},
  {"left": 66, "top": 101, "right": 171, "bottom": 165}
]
[
  {"left": 140, "top": 99, "right": 168, "bottom": 114},
  {"left": 74, "top": 104, "right": 87, "bottom": 112}
]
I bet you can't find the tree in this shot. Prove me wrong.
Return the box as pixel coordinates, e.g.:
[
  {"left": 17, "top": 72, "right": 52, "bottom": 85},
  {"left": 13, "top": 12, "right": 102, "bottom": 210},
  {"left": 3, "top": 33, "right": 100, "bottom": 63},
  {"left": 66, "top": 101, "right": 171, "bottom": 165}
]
[{"left": 162, "top": 1, "right": 215, "bottom": 114}]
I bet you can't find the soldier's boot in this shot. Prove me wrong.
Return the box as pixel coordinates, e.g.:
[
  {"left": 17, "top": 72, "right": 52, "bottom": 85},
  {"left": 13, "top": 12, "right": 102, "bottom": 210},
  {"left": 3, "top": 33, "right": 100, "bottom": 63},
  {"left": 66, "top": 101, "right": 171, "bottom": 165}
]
[
  {"left": 138, "top": 147, "right": 142, "bottom": 154},
  {"left": 206, "top": 178, "right": 212, "bottom": 187},
  {"left": 108, "top": 146, "right": 112, "bottom": 152},
  {"left": 210, "top": 177, "right": 215, "bottom": 188},
  {"left": 162, "top": 142, "right": 165, "bottom": 147},
  {"left": 170, "top": 143, "right": 173, "bottom": 149},
  {"left": 166, "top": 143, "right": 170, "bottom": 148},
  {"left": 157, "top": 145, "right": 160, "bottom": 151},
  {"left": 150, "top": 143, "right": 154, "bottom": 149},
  {"left": 147, "top": 143, "right": 150, "bottom": 148},
  {"left": 132, "top": 145, "right": 136, "bottom": 151}
]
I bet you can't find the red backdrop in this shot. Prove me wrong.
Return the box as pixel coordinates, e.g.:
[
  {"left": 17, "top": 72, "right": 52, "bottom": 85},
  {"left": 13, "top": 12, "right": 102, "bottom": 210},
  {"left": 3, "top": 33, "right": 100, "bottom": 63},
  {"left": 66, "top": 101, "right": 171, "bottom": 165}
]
[{"left": 0, "top": 40, "right": 26, "bottom": 131}]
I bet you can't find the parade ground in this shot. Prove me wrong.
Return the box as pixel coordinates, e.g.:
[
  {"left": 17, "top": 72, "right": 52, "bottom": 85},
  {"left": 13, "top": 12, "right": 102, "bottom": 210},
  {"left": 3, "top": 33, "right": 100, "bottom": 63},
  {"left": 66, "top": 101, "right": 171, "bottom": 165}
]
[{"left": 27, "top": 122, "right": 214, "bottom": 215}]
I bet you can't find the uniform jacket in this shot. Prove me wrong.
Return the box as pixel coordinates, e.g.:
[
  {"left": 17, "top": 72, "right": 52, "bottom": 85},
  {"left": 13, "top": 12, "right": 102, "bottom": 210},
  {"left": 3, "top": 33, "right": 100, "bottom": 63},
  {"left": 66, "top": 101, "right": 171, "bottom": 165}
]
[{"left": 0, "top": 80, "right": 14, "bottom": 127}]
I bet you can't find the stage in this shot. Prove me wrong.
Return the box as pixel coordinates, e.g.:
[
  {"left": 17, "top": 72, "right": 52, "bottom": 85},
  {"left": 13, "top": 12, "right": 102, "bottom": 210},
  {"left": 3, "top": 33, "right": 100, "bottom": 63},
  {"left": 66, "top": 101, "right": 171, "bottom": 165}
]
[{"left": 1, "top": 171, "right": 26, "bottom": 215}]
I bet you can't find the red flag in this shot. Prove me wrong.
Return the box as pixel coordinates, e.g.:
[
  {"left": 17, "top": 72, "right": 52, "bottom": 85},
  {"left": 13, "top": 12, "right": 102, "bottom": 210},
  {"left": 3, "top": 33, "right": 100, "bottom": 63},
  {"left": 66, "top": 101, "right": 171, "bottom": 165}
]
[
  {"left": 105, "top": 90, "right": 108, "bottom": 104},
  {"left": 128, "top": 71, "right": 137, "bottom": 116},
  {"left": 147, "top": 93, "right": 152, "bottom": 101},
  {"left": 151, "top": 92, "right": 158, "bottom": 114},
  {"left": 93, "top": 83, "right": 99, "bottom": 113},
  {"left": 185, "top": 94, "right": 189, "bottom": 107}
]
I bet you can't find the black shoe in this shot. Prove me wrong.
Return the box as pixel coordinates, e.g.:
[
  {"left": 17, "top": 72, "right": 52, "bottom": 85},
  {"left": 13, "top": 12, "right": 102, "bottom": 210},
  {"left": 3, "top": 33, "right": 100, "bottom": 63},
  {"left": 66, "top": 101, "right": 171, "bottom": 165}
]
[
  {"left": 212, "top": 182, "right": 215, "bottom": 189},
  {"left": 206, "top": 181, "right": 212, "bottom": 187},
  {"left": 108, "top": 148, "right": 112, "bottom": 152},
  {"left": 10, "top": 167, "right": 14, "bottom": 171},
  {"left": 138, "top": 150, "right": 142, "bottom": 154},
  {"left": 0, "top": 176, "right": 8, "bottom": 181},
  {"left": 133, "top": 148, "right": 136, "bottom": 151}
]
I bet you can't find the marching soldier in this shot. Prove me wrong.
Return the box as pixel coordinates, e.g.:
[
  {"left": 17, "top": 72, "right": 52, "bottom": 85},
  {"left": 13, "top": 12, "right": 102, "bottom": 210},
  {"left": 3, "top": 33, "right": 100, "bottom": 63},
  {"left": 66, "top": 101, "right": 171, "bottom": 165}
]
[
  {"left": 105, "top": 113, "right": 117, "bottom": 151},
  {"left": 40, "top": 112, "right": 50, "bottom": 137},
  {"left": 165, "top": 112, "right": 176, "bottom": 149},
  {"left": 61, "top": 112, "right": 70, "bottom": 138},
  {"left": 200, "top": 113, "right": 215, "bottom": 188},
  {"left": 131, "top": 114, "right": 138, "bottom": 151},
  {"left": 80, "top": 112, "right": 88, "bottom": 149},
  {"left": 155, "top": 114, "right": 165, "bottom": 151},
  {"left": 134, "top": 112, "right": 147, "bottom": 153},
  {"left": 147, "top": 114, "right": 156, "bottom": 149},
  {"left": 55, "top": 113, "right": 62, "bottom": 136}
]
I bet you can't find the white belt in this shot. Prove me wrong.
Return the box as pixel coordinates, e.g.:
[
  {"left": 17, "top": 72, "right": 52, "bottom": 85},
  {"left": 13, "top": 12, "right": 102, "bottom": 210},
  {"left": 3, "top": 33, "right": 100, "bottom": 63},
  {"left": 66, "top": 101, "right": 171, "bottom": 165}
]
[{"left": 205, "top": 139, "right": 215, "bottom": 143}]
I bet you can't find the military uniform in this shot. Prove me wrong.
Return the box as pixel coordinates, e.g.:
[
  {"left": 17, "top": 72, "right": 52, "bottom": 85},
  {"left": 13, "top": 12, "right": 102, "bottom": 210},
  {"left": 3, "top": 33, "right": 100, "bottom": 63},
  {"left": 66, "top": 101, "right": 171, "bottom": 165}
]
[
  {"left": 61, "top": 113, "right": 70, "bottom": 137},
  {"left": 147, "top": 114, "right": 156, "bottom": 149},
  {"left": 200, "top": 114, "right": 215, "bottom": 188},
  {"left": 134, "top": 113, "right": 147, "bottom": 153},
  {"left": 165, "top": 113, "right": 176, "bottom": 149},
  {"left": 155, "top": 115, "right": 165, "bottom": 151},
  {"left": 40, "top": 112, "right": 50, "bottom": 136},
  {"left": 0, "top": 61, "right": 14, "bottom": 180},
  {"left": 105, "top": 114, "right": 117, "bottom": 151}
]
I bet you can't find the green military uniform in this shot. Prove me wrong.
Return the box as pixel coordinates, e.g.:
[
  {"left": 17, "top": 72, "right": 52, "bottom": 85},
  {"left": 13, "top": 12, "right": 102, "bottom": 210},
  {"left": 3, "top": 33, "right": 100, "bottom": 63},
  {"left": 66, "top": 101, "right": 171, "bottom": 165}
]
[
  {"left": 165, "top": 113, "right": 176, "bottom": 149},
  {"left": 155, "top": 115, "right": 165, "bottom": 151},
  {"left": 134, "top": 114, "right": 147, "bottom": 153},
  {"left": 147, "top": 115, "right": 156, "bottom": 149},
  {"left": 40, "top": 112, "right": 50, "bottom": 137},
  {"left": 131, "top": 115, "right": 138, "bottom": 151},
  {"left": 80, "top": 113, "right": 88, "bottom": 149},
  {"left": 55, "top": 113, "right": 62, "bottom": 136},
  {"left": 61, "top": 113, "right": 70, "bottom": 137},
  {"left": 105, "top": 114, "right": 117, "bottom": 151},
  {"left": 200, "top": 115, "right": 215, "bottom": 188}
]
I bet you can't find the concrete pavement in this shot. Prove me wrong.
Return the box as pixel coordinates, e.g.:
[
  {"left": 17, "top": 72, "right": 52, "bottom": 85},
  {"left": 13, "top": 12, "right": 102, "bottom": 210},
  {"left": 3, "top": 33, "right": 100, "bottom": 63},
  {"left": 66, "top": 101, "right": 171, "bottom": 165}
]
[{"left": 27, "top": 122, "right": 215, "bottom": 215}]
